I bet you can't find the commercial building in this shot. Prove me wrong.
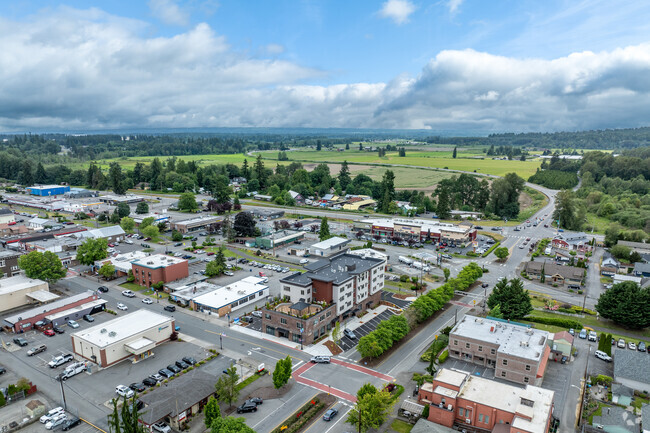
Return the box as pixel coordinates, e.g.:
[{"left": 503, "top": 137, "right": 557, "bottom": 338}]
[
  {"left": 613, "top": 349, "right": 650, "bottom": 391},
  {"left": 522, "top": 262, "right": 585, "bottom": 287},
  {"left": 75, "top": 225, "right": 126, "bottom": 243},
  {"left": 551, "top": 233, "right": 593, "bottom": 253},
  {"left": 95, "top": 251, "right": 150, "bottom": 276},
  {"left": 169, "top": 281, "right": 218, "bottom": 306},
  {"left": 45, "top": 298, "right": 107, "bottom": 327},
  {"left": 190, "top": 276, "right": 268, "bottom": 316},
  {"left": 3, "top": 290, "right": 100, "bottom": 332},
  {"left": 71, "top": 310, "right": 174, "bottom": 367},
  {"left": 5, "top": 195, "right": 66, "bottom": 211},
  {"left": 23, "top": 236, "right": 81, "bottom": 253},
  {"left": 448, "top": 315, "right": 551, "bottom": 386},
  {"left": 342, "top": 198, "right": 376, "bottom": 211},
  {"left": 0, "top": 208, "right": 15, "bottom": 225},
  {"left": 308, "top": 237, "right": 351, "bottom": 257},
  {"left": 265, "top": 253, "right": 385, "bottom": 345},
  {"left": 131, "top": 254, "right": 189, "bottom": 288},
  {"left": 64, "top": 188, "right": 96, "bottom": 199},
  {"left": 0, "top": 276, "right": 53, "bottom": 313},
  {"left": 169, "top": 215, "right": 221, "bottom": 234},
  {"left": 98, "top": 194, "right": 145, "bottom": 205},
  {"left": 255, "top": 230, "right": 304, "bottom": 249},
  {"left": 133, "top": 214, "right": 170, "bottom": 226},
  {"left": 28, "top": 217, "right": 53, "bottom": 230},
  {"left": 250, "top": 209, "right": 285, "bottom": 220},
  {"left": 418, "top": 368, "right": 555, "bottom": 433},
  {"left": 26, "top": 185, "right": 70, "bottom": 197},
  {"left": 359, "top": 217, "right": 477, "bottom": 244},
  {"left": 0, "top": 249, "right": 22, "bottom": 277}
]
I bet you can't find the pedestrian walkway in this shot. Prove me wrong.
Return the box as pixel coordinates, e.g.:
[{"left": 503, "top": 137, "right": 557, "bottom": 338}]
[{"left": 293, "top": 362, "right": 357, "bottom": 402}]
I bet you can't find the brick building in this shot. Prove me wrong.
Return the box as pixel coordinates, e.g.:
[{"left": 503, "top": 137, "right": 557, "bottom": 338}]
[
  {"left": 0, "top": 249, "right": 22, "bottom": 277},
  {"left": 448, "top": 316, "right": 551, "bottom": 386},
  {"left": 418, "top": 368, "right": 555, "bottom": 433},
  {"left": 131, "top": 255, "right": 189, "bottom": 288},
  {"left": 262, "top": 253, "right": 385, "bottom": 345}
]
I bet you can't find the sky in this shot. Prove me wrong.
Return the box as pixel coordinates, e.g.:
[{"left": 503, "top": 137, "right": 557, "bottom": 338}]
[{"left": 2, "top": 0, "right": 650, "bottom": 133}]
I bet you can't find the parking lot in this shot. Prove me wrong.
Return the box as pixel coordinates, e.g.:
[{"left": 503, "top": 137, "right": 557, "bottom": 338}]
[
  {"left": 339, "top": 310, "right": 396, "bottom": 352},
  {"left": 441, "top": 358, "right": 496, "bottom": 381}
]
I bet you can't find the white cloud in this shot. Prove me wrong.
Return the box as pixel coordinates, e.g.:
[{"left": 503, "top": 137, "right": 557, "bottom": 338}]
[
  {"left": 378, "top": 0, "right": 416, "bottom": 25},
  {"left": 264, "top": 44, "right": 285, "bottom": 55},
  {"left": 2, "top": 6, "right": 650, "bottom": 133},
  {"left": 447, "top": 0, "right": 463, "bottom": 15},
  {"left": 149, "top": 0, "right": 189, "bottom": 26}
]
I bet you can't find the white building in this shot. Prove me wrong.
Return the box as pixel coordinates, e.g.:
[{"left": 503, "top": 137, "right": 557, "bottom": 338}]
[
  {"left": 308, "top": 237, "right": 351, "bottom": 257},
  {"left": 190, "top": 276, "right": 269, "bottom": 316},
  {"left": 28, "top": 217, "right": 52, "bottom": 230},
  {"left": 0, "top": 276, "right": 54, "bottom": 313},
  {"left": 95, "top": 251, "right": 150, "bottom": 275},
  {"left": 75, "top": 225, "right": 126, "bottom": 243},
  {"left": 71, "top": 310, "right": 174, "bottom": 367}
]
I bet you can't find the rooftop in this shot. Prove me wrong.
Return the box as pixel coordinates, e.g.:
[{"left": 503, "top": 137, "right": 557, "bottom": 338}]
[
  {"left": 28, "top": 185, "right": 65, "bottom": 190},
  {"left": 174, "top": 215, "right": 221, "bottom": 226},
  {"left": 0, "top": 275, "right": 47, "bottom": 296},
  {"left": 96, "top": 251, "right": 150, "bottom": 273},
  {"left": 72, "top": 309, "right": 172, "bottom": 348},
  {"left": 0, "top": 249, "right": 21, "bottom": 258},
  {"left": 613, "top": 348, "right": 650, "bottom": 385},
  {"left": 171, "top": 281, "right": 222, "bottom": 301},
  {"left": 451, "top": 315, "right": 549, "bottom": 361},
  {"left": 296, "top": 253, "right": 383, "bottom": 285},
  {"left": 360, "top": 217, "right": 473, "bottom": 234},
  {"left": 347, "top": 248, "right": 388, "bottom": 262},
  {"left": 4, "top": 290, "right": 97, "bottom": 325},
  {"left": 310, "top": 236, "right": 350, "bottom": 250},
  {"left": 132, "top": 254, "right": 187, "bottom": 269},
  {"left": 77, "top": 225, "right": 125, "bottom": 239},
  {"left": 192, "top": 276, "right": 268, "bottom": 309}
]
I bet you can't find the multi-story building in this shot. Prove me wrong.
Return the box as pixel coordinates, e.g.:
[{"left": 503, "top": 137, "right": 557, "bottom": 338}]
[
  {"left": 551, "top": 233, "right": 593, "bottom": 253},
  {"left": 418, "top": 368, "right": 555, "bottom": 433},
  {"left": 0, "top": 208, "right": 15, "bottom": 225},
  {"left": 262, "top": 253, "right": 385, "bottom": 345},
  {"left": 448, "top": 316, "right": 551, "bottom": 386},
  {"left": 131, "top": 254, "right": 189, "bottom": 288},
  {"left": 0, "top": 249, "right": 22, "bottom": 277},
  {"left": 308, "top": 236, "right": 350, "bottom": 257}
]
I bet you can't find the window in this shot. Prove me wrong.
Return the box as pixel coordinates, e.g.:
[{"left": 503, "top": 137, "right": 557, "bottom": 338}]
[
  {"left": 326, "top": 311, "right": 331, "bottom": 317},
  {"left": 454, "top": 340, "right": 458, "bottom": 346},
  {"left": 501, "top": 371, "right": 506, "bottom": 378},
  {"left": 283, "top": 287, "right": 290, "bottom": 292},
  {"left": 265, "top": 326, "right": 275, "bottom": 335},
  {"left": 520, "top": 398, "right": 534, "bottom": 407},
  {"left": 296, "top": 322, "right": 302, "bottom": 329},
  {"left": 478, "top": 345, "right": 482, "bottom": 352},
  {"left": 490, "top": 348, "right": 496, "bottom": 354},
  {"left": 465, "top": 343, "right": 470, "bottom": 349},
  {"left": 478, "top": 414, "right": 483, "bottom": 423},
  {"left": 280, "top": 318, "right": 287, "bottom": 325},
  {"left": 524, "top": 377, "right": 529, "bottom": 383},
  {"left": 459, "top": 408, "right": 465, "bottom": 417},
  {"left": 502, "top": 359, "right": 508, "bottom": 366},
  {"left": 484, "top": 416, "right": 489, "bottom": 424},
  {"left": 525, "top": 365, "right": 531, "bottom": 371},
  {"left": 265, "top": 313, "right": 271, "bottom": 320},
  {"left": 301, "top": 290, "right": 304, "bottom": 295}
]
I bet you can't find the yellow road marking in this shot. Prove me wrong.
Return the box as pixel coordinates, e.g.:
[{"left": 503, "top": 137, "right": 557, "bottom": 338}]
[
  {"left": 80, "top": 418, "right": 108, "bottom": 433},
  {"left": 269, "top": 391, "right": 320, "bottom": 433}
]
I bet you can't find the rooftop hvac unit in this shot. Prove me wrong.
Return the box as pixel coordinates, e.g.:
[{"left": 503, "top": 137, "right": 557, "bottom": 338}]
[
  {"left": 100, "top": 328, "right": 107, "bottom": 333},
  {"left": 108, "top": 331, "right": 117, "bottom": 337}
]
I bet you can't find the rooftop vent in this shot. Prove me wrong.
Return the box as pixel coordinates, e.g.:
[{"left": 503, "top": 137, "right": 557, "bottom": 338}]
[
  {"left": 100, "top": 328, "right": 107, "bottom": 333},
  {"left": 108, "top": 331, "right": 117, "bottom": 337}
]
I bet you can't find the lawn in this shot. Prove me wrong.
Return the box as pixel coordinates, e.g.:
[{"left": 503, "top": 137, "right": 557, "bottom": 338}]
[
  {"left": 390, "top": 419, "right": 413, "bottom": 433},
  {"left": 529, "top": 310, "right": 650, "bottom": 339}
]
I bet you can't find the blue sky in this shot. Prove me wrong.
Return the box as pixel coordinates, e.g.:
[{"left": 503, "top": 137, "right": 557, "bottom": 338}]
[{"left": 1, "top": 0, "right": 650, "bottom": 132}]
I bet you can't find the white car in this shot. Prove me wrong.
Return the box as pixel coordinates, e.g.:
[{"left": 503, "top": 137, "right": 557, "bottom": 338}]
[
  {"left": 142, "top": 298, "right": 153, "bottom": 304},
  {"left": 299, "top": 259, "right": 309, "bottom": 264},
  {"left": 45, "top": 415, "right": 67, "bottom": 430},
  {"left": 117, "top": 303, "right": 128, "bottom": 311},
  {"left": 628, "top": 342, "right": 637, "bottom": 350},
  {"left": 40, "top": 407, "right": 64, "bottom": 423},
  {"left": 124, "top": 239, "right": 133, "bottom": 244},
  {"left": 116, "top": 384, "right": 135, "bottom": 399},
  {"left": 224, "top": 271, "right": 234, "bottom": 276},
  {"left": 251, "top": 310, "right": 262, "bottom": 318},
  {"left": 122, "top": 290, "right": 135, "bottom": 298},
  {"left": 152, "top": 422, "right": 172, "bottom": 433},
  {"left": 67, "top": 320, "right": 80, "bottom": 329}
]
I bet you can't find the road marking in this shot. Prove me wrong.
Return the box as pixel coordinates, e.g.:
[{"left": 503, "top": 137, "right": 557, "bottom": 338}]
[
  {"left": 204, "top": 329, "right": 296, "bottom": 358},
  {"left": 80, "top": 418, "right": 108, "bottom": 433},
  {"left": 330, "top": 358, "right": 394, "bottom": 382},
  {"left": 260, "top": 390, "right": 320, "bottom": 432}
]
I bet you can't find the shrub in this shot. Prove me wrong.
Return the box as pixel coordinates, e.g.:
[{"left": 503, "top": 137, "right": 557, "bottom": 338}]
[
  {"left": 525, "top": 316, "right": 582, "bottom": 329},
  {"left": 399, "top": 275, "right": 409, "bottom": 283},
  {"left": 439, "top": 349, "right": 449, "bottom": 363}
]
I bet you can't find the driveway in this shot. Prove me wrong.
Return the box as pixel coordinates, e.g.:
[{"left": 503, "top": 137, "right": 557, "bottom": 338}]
[{"left": 339, "top": 310, "right": 395, "bottom": 352}]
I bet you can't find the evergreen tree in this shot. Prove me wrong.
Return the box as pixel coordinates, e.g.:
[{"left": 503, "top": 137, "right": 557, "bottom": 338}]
[
  {"left": 487, "top": 278, "right": 532, "bottom": 320},
  {"left": 109, "top": 162, "right": 127, "bottom": 195},
  {"left": 452, "top": 147, "right": 457, "bottom": 158},
  {"left": 319, "top": 217, "right": 331, "bottom": 241},
  {"left": 204, "top": 396, "right": 221, "bottom": 428},
  {"left": 253, "top": 154, "right": 266, "bottom": 189},
  {"left": 35, "top": 162, "right": 48, "bottom": 184},
  {"left": 338, "top": 160, "right": 351, "bottom": 191},
  {"left": 378, "top": 170, "right": 395, "bottom": 213},
  {"left": 241, "top": 158, "right": 250, "bottom": 180}
]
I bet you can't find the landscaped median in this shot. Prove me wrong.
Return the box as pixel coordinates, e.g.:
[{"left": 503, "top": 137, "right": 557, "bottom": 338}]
[{"left": 269, "top": 393, "right": 336, "bottom": 433}]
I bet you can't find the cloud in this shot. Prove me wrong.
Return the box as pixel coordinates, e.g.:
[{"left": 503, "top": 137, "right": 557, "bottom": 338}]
[
  {"left": 447, "top": 0, "right": 463, "bottom": 15},
  {"left": 149, "top": 0, "right": 189, "bottom": 26},
  {"left": 378, "top": 0, "right": 416, "bottom": 25},
  {"left": 2, "top": 6, "right": 650, "bottom": 133},
  {"left": 264, "top": 44, "right": 285, "bottom": 55}
]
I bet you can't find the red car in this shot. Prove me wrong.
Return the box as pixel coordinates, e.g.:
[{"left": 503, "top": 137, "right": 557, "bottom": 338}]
[
  {"left": 108, "top": 243, "right": 115, "bottom": 247},
  {"left": 207, "top": 252, "right": 215, "bottom": 256},
  {"left": 43, "top": 329, "right": 56, "bottom": 337}
]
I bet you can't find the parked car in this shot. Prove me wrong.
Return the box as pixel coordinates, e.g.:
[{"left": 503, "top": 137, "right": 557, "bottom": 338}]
[
  {"left": 142, "top": 298, "right": 153, "bottom": 304},
  {"left": 27, "top": 344, "right": 47, "bottom": 356},
  {"left": 143, "top": 377, "right": 157, "bottom": 387},
  {"left": 150, "top": 373, "right": 164, "bottom": 382},
  {"left": 129, "top": 382, "right": 146, "bottom": 392},
  {"left": 0, "top": 366, "right": 6, "bottom": 375},
  {"left": 578, "top": 329, "right": 587, "bottom": 339},
  {"left": 83, "top": 314, "right": 95, "bottom": 323},
  {"left": 568, "top": 328, "right": 575, "bottom": 336},
  {"left": 300, "top": 259, "right": 309, "bottom": 264},
  {"left": 45, "top": 415, "right": 68, "bottom": 430},
  {"left": 115, "top": 384, "right": 135, "bottom": 399},
  {"left": 40, "top": 407, "right": 65, "bottom": 423},
  {"left": 97, "top": 286, "right": 109, "bottom": 293},
  {"left": 164, "top": 305, "right": 176, "bottom": 312},
  {"left": 618, "top": 338, "right": 626, "bottom": 348},
  {"left": 343, "top": 329, "right": 357, "bottom": 339},
  {"left": 638, "top": 342, "right": 647, "bottom": 352},
  {"left": 117, "top": 303, "right": 128, "bottom": 311},
  {"left": 44, "top": 329, "right": 56, "bottom": 337},
  {"left": 594, "top": 350, "right": 612, "bottom": 362},
  {"left": 48, "top": 354, "right": 74, "bottom": 368},
  {"left": 53, "top": 326, "right": 65, "bottom": 334},
  {"left": 310, "top": 356, "right": 331, "bottom": 363},
  {"left": 588, "top": 331, "right": 597, "bottom": 342},
  {"left": 158, "top": 368, "right": 174, "bottom": 378},
  {"left": 175, "top": 360, "right": 189, "bottom": 370},
  {"left": 61, "top": 417, "right": 81, "bottom": 431},
  {"left": 60, "top": 362, "right": 86, "bottom": 380},
  {"left": 236, "top": 401, "right": 258, "bottom": 413},
  {"left": 323, "top": 408, "right": 338, "bottom": 421},
  {"left": 251, "top": 310, "right": 262, "bottom": 318},
  {"left": 167, "top": 364, "right": 181, "bottom": 374},
  {"left": 122, "top": 290, "right": 135, "bottom": 298},
  {"left": 182, "top": 356, "right": 197, "bottom": 365},
  {"left": 152, "top": 423, "right": 172, "bottom": 433},
  {"left": 628, "top": 342, "right": 637, "bottom": 350},
  {"left": 247, "top": 397, "right": 263, "bottom": 405},
  {"left": 13, "top": 337, "right": 28, "bottom": 346}
]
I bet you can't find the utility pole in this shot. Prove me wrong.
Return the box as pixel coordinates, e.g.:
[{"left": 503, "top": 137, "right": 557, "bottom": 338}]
[{"left": 56, "top": 375, "right": 67, "bottom": 411}]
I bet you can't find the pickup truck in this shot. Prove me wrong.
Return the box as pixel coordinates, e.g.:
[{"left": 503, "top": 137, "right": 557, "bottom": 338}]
[
  {"left": 48, "top": 354, "right": 74, "bottom": 368},
  {"left": 60, "top": 362, "right": 86, "bottom": 380}
]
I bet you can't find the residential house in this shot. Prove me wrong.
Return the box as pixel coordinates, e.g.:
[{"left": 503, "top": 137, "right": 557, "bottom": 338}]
[
  {"left": 0, "top": 208, "right": 15, "bottom": 225},
  {"left": 551, "top": 233, "right": 593, "bottom": 253},
  {"left": 613, "top": 349, "right": 650, "bottom": 392},
  {"left": 600, "top": 255, "right": 620, "bottom": 277},
  {"left": 548, "top": 331, "right": 574, "bottom": 361},
  {"left": 288, "top": 190, "right": 304, "bottom": 204},
  {"left": 617, "top": 240, "right": 650, "bottom": 254},
  {"left": 523, "top": 261, "right": 585, "bottom": 287},
  {"left": 28, "top": 217, "right": 52, "bottom": 230},
  {"left": 633, "top": 262, "right": 650, "bottom": 278}
]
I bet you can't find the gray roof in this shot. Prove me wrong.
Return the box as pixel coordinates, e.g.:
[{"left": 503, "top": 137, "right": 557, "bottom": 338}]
[
  {"left": 524, "top": 261, "right": 584, "bottom": 280},
  {"left": 79, "top": 225, "right": 125, "bottom": 239},
  {"left": 139, "top": 370, "right": 215, "bottom": 425},
  {"left": 287, "top": 253, "right": 383, "bottom": 286},
  {"left": 0, "top": 249, "right": 21, "bottom": 259},
  {"left": 634, "top": 262, "right": 650, "bottom": 274},
  {"left": 0, "top": 208, "right": 12, "bottom": 215},
  {"left": 4, "top": 290, "right": 96, "bottom": 325},
  {"left": 642, "top": 405, "right": 650, "bottom": 432},
  {"left": 411, "top": 418, "right": 456, "bottom": 433},
  {"left": 613, "top": 349, "right": 650, "bottom": 386}
]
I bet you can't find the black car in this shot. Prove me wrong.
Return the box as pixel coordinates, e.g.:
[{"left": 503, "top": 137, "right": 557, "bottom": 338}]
[
  {"left": 247, "top": 397, "right": 263, "bottom": 405},
  {"left": 167, "top": 364, "right": 182, "bottom": 374},
  {"left": 83, "top": 314, "right": 95, "bottom": 323},
  {"left": 53, "top": 326, "right": 65, "bottom": 334},
  {"left": 0, "top": 366, "right": 6, "bottom": 375},
  {"left": 158, "top": 368, "right": 175, "bottom": 378},
  {"left": 13, "top": 337, "right": 28, "bottom": 347},
  {"left": 323, "top": 408, "right": 338, "bottom": 421},
  {"left": 164, "top": 305, "right": 176, "bottom": 312},
  {"left": 129, "top": 382, "right": 146, "bottom": 392},
  {"left": 97, "top": 286, "right": 109, "bottom": 293},
  {"left": 182, "top": 356, "right": 197, "bottom": 365},
  {"left": 174, "top": 242, "right": 183, "bottom": 247},
  {"left": 175, "top": 360, "right": 189, "bottom": 370},
  {"left": 143, "top": 377, "right": 157, "bottom": 387},
  {"left": 236, "top": 401, "right": 258, "bottom": 414},
  {"left": 62, "top": 417, "right": 81, "bottom": 431}
]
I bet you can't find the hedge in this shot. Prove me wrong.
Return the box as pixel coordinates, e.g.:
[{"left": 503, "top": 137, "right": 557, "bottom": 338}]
[
  {"left": 525, "top": 316, "right": 582, "bottom": 329},
  {"left": 420, "top": 335, "right": 449, "bottom": 362},
  {"left": 357, "top": 315, "right": 410, "bottom": 359},
  {"left": 439, "top": 349, "right": 449, "bottom": 363},
  {"left": 482, "top": 242, "right": 501, "bottom": 257}
]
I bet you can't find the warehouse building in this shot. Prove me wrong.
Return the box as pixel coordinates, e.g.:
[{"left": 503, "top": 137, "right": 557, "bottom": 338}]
[
  {"left": 255, "top": 230, "right": 304, "bottom": 249},
  {"left": 71, "top": 309, "right": 174, "bottom": 367},
  {"left": 75, "top": 225, "right": 126, "bottom": 243},
  {"left": 308, "top": 237, "right": 350, "bottom": 257},
  {"left": 0, "top": 276, "right": 54, "bottom": 314},
  {"left": 3, "top": 291, "right": 100, "bottom": 332},
  {"left": 45, "top": 298, "right": 107, "bottom": 327},
  {"left": 132, "top": 254, "right": 189, "bottom": 288},
  {"left": 170, "top": 215, "right": 221, "bottom": 234},
  {"left": 64, "top": 188, "right": 96, "bottom": 199},
  {"left": 98, "top": 194, "right": 145, "bottom": 205},
  {"left": 191, "top": 276, "right": 269, "bottom": 316},
  {"left": 26, "top": 185, "right": 70, "bottom": 197}
]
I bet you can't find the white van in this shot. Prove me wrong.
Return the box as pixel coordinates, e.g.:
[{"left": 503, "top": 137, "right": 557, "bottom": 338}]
[
  {"left": 594, "top": 350, "right": 612, "bottom": 362},
  {"left": 398, "top": 256, "right": 413, "bottom": 265}
]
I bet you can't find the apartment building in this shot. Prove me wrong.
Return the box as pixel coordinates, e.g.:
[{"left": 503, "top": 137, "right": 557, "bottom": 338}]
[
  {"left": 418, "top": 368, "right": 555, "bottom": 433},
  {"left": 448, "top": 316, "right": 551, "bottom": 386},
  {"left": 131, "top": 254, "right": 189, "bottom": 288}
]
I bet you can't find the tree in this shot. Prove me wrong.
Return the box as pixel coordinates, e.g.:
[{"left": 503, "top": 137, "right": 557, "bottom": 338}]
[
  {"left": 110, "top": 210, "right": 121, "bottom": 224},
  {"left": 18, "top": 251, "right": 67, "bottom": 283},
  {"left": 494, "top": 247, "right": 509, "bottom": 261},
  {"left": 339, "top": 161, "right": 351, "bottom": 191},
  {"left": 120, "top": 217, "right": 135, "bottom": 233},
  {"left": 253, "top": 154, "right": 266, "bottom": 189},
  {"left": 178, "top": 192, "right": 198, "bottom": 212},
  {"left": 35, "top": 162, "right": 48, "bottom": 183},
  {"left": 140, "top": 217, "right": 155, "bottom": 230},
  {"left": 316, "top": 140, "right": 322, "bottom": 151},
  {"left": 205, "top": 247, "right": 227, "bottom": 277},
  {"left": 273, "top": 356, "right": 292, "bottom": 391},
  {"left": 434, "top": 179, "right": 453, "bottom": 219},
  {"left": 108, "top": 395, "right": 146, "bottom": 433},
  {"left": 346, "top": 388, "right": 395, "bottom": 433},
  {"left": 487, "top": 278, "right": 532, "bottom": 320},
  {"left": 332, "top": 321, "right": 342, "bottom": 345},
  {"left": 319, "top": 217, "right": 331, "bottom": 241},
  {"left": 377, "top": 170, "right": 395, "bottom": 214},
  {"left": 135, "top": 202, "right": 149, "bottom": 214},
  {"left": 171, "top": 230, "right": 183, "bottom": 242},
  {"left": 443, "top": 268, "right": 450, "bottom": 281},
  {"left": 142, "top": 225, "right": 159, "bottom": 240},
  {"left": 117, "top": 202, "right": 131, "bottom": 218},
  {"left": 595, "top": 281, "right": 650, "bottom": 329},
  {"left": 452, "top": 146, "right": 457, "bottom": 158},
  {"left": 215, "top": 365, "right": 240, "bottom": 408},
  {"left": 233, "top": 196, "right": 241, "bottom": 211},
  {"left": 204, "top": 396, "right": 221, "bottom": 428},
  {"left": 109, "top": 162, "right": 127, "bottom": 195},
  {"left": 76, "top": 238, "right": 108, "bottom": 266},
  {"left": 487, "top": 173, "right": 525, "bottom": 220},
  {"left": 357, "top": 383, "right": 378, "bottom": 400},
  {"left": 209, "top": 417, "right": 255, "bottom": 433},
  {"left": 553, "top": 190, "right": 584, "bottom": 230},
  {"left": 234, "top": 212, "right": 256, "bottom": 237},
  {"left": 99, "top": 263, "right": 116, "bottom": 279}
]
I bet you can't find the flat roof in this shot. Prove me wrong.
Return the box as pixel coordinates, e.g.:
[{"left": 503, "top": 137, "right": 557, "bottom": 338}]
[
  {"left": 360, "top": 217, "right": 473, "bottom": 234},
  {"left": 4, "top": 290, "right": 97, "bottom": 325},
  {"left": 171, "top": 282, "right": 222, "bottom": 301},
  {"left": 192, "top": 276, "right": 268, "bottom": 309},
  {"left": 435, "top": 368, "right": 468, "bottom": 388},
  {"left": 347, "top": 248, "right": 388, "bottom": 261},
  {"left": 28, "top": 185, "right": 66, "bottom": 190},
  {"left": 0, "top": 275, "right": 47, "bottom": 296},
  {"left": 97, "top": 251, "right": 150, "bottom": 273},
  {"left": 284, "top": 253, "right": 384, "bottom": 286},
  {"left": 451, "top": 315, "right": 549, "bottom": 362},
  {"left": 310, "top": 237, "right": 350, "bottom": 250},
  {"left": 0, "top": 250, "right": 21, "bottom": 258},
  {"left": 72, "top": 309, "right": 172, "bottom": 348},
  {"left": 173, "top": 215, "right": 221, "bottom": 227},
  {"left": 132, "top": 254, "right": 187, "bottom": 269},
  {"left": 46, "top": 299, "right": 107, "bottom": 321},
  {"left": 26, "top": 290, "right": 60, "bottom": 303}
]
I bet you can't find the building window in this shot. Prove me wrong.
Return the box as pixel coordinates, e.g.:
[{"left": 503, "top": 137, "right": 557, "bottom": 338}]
[
  {"left": 454, "top": 340, "right": 458, "bottom": 346},
  {"left": 265, "top": 326, "right": 275, "bottom": 335},
  {"left": 301, "top": 290, "right": 304, "bottom": 295},
  {"left": 326, "top": 311, "right": 331, "bottom": 317},
  {"left": 478, "top": 345, "right": 482, "bottom": 352},
  {"left": 280, "top": 318, "right": 287, "bottom": 325},
  {"left": 265, "top": 313, "right": 271, "bottom": 320},
  {"left": 501, "top": 371, "right": 506, "bottom": 378},
  {"left": 485, "top": 416, "right": 489, "bottom": 424},
  {"left": 478, "top": 414, "right": 483, "bottom": 423},
  {"left": 459, "top": 408, "right": 465, "bottom": 417},
  {"left": 502, "top": 359, "right": 507, "bottom": 366},
  {"left": 523, "top": 377, "right": 529, "bottom": 383},
  {"left": 525, "top": 365, "right": 531, "bottom": 371},
  {"left": 490, "top": 348, "right": 496, "bottom": 355},
  {"left": 465, "top": 343, "right": 470, "bottom": 349},
  {"left": 296, "top": 322, "right": 302, "bottom": 329}
]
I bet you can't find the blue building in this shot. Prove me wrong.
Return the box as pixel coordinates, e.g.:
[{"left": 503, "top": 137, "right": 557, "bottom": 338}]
[{"left": 26, "top": 185, "right": 71, "bottom": 196}]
